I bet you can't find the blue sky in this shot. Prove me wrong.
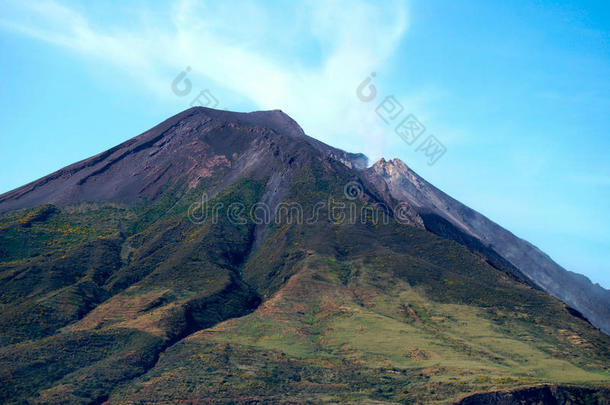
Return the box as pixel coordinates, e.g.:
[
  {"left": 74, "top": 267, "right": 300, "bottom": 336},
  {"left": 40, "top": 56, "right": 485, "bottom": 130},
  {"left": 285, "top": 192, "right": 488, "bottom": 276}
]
[{"left": 0, "top": 0, "right": 608, "bottom": 288}]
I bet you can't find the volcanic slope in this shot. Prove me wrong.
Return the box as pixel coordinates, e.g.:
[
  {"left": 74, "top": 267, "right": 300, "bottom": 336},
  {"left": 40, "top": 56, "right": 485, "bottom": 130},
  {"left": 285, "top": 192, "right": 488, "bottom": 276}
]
[{"left": 0, "top": 107, "right": 608, "bottom": 404}]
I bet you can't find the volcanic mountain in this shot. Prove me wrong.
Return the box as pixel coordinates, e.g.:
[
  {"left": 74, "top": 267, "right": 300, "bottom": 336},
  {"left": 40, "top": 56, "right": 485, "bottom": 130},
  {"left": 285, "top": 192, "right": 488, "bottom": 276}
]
[{"left": 0, "top": 107, "right": 608, "bottom": 404}]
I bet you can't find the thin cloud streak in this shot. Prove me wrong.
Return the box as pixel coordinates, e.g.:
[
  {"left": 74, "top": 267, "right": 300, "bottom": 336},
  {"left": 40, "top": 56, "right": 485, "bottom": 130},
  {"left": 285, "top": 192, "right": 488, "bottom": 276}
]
[{"left": 1, "top": 0, "right": 409, "bottom": 162}]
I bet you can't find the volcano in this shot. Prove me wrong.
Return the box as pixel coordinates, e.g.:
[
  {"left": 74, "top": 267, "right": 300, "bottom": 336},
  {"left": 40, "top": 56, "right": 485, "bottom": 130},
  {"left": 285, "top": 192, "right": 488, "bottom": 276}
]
[{"left": 0, "top": 107, "right": 608, "bottom": 404}]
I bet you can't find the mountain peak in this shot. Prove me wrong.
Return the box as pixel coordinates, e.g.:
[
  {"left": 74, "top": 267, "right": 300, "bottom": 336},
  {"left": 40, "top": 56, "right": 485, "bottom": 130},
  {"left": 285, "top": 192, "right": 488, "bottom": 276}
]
[
  {"left": 1, "top": 107, "right": 608, "bottom": 336},
  {"left": 0, "top": 107, "right": 363, "bottom": 211},
  {"left": 372, "top": 157, "right": 411, "bottom": 178},
  {"left": 183, "top": 107, "right": 306, "bottom": 138}
]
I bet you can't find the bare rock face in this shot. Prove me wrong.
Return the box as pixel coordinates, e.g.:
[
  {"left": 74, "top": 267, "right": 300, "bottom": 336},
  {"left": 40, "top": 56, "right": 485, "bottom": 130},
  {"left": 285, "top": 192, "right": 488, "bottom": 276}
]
[
  {"left": 0, "top": 108, "right": 368, "bottom": 211},
  {"left": 455, "top": 385, "right": 610, "bottom": 405},
  {"left": 0, "top": 108, "right": 303, "bottom": 210},
  {"left": 368, "top": 157, "right": 610, "bottom": 334}
]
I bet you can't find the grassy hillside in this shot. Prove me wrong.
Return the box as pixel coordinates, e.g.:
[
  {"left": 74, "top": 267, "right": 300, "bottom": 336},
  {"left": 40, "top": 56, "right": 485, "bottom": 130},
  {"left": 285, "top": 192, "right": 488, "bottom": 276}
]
[
  {"left": 109, "top": 229, "right": 609, "bottom": 403},
  {"left": 0, "top": 161, "right": 608, "bottom": 404}
]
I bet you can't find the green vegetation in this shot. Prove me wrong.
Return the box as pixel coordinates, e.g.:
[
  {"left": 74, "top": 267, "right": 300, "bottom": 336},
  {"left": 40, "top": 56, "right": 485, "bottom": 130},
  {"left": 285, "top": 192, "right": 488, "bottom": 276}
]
[{"left": 0, "top": 163, "right": 608, "bottom": 404}]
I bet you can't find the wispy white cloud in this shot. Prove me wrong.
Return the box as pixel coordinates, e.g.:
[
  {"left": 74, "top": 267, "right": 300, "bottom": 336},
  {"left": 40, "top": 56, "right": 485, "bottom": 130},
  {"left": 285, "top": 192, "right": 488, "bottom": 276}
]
[{"left": 0, "top": 0, "right": 409, "bottom": 161}]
